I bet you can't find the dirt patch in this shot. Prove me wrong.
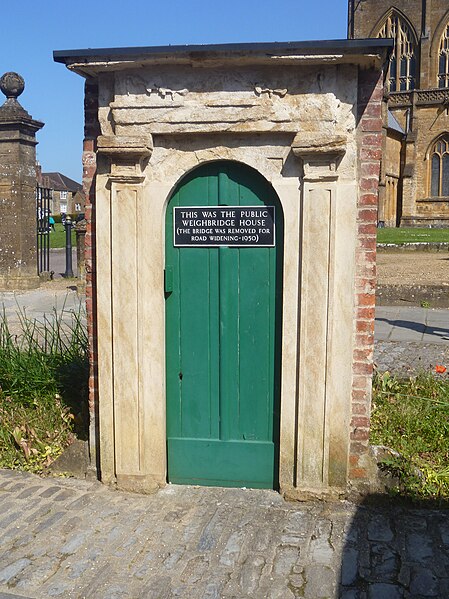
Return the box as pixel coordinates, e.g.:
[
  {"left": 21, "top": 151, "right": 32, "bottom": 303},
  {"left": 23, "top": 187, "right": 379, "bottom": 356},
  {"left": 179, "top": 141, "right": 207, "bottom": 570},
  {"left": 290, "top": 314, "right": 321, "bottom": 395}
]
[
  {"left": 39, "top": 278, "right": 79, "bottom": 293},
  {"left": 377, "top": 251, "right": 449, "bottom": 286}
]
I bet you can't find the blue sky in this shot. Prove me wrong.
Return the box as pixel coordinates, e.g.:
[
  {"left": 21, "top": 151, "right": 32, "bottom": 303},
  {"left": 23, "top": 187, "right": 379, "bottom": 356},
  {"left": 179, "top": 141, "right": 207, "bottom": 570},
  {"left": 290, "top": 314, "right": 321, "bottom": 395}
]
[{"left": 2, "top": 1, "right": 348, "bottom": 182}]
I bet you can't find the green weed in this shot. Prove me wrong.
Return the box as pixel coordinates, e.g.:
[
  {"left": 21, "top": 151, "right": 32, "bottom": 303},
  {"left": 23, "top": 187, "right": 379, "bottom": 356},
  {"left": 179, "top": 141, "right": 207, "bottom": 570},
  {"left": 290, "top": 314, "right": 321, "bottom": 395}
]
[
  {"left": 371, "top": 372, "right": 449, "bottom": 503},
  {"left": 0, "top": 304, "right": 88, "bottom": 473}
]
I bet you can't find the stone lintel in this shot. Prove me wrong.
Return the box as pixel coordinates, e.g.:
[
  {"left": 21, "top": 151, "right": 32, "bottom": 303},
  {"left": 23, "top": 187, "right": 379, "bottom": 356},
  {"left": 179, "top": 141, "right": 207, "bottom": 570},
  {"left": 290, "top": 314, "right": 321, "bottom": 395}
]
[
  {"left": 108, "top": 174, "right": 146, "bottom": 184},
  {"left": 292, "top": 133, "right": 347, "bottom": 181}
]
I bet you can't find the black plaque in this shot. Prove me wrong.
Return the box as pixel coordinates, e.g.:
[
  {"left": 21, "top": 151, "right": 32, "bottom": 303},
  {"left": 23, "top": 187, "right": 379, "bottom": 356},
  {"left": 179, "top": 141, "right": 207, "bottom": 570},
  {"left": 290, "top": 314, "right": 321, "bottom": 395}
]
[{"left": 173, "top": 206, "right": 275, "bottom": 247}]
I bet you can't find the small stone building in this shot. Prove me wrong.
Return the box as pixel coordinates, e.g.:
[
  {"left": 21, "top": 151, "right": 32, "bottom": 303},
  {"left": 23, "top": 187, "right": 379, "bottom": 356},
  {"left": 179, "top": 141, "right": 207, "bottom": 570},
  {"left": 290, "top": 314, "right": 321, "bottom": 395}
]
[
  {"left": 349, "top": 0, "right": 449, "bottom": 226},
  {"left": 40, "top": 171, "right": 85, "bottom": 216},
  {"left": 55, "top": 39, "right": 391, "bottom": 499}
]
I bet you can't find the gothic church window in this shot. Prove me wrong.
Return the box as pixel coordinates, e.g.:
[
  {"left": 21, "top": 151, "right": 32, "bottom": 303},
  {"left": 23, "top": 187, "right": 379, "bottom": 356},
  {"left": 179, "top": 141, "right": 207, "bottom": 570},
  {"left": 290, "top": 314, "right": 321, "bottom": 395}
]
[
  {"left": 438, "top": 24, "right": 449, "bottom": 88},
  {"left": 430, "top": 136, "right": 449, "bottom": 197},
  {"left": 377, "top": 12, "right": 417, "bottom": 92}
]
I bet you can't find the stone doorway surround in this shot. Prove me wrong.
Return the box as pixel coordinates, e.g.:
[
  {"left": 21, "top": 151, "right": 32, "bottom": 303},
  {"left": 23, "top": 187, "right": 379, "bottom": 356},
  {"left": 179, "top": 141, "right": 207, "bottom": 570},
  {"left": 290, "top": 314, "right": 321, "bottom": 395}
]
[{"left": 54, "top": 40, "right": 392, "bottom": 499}]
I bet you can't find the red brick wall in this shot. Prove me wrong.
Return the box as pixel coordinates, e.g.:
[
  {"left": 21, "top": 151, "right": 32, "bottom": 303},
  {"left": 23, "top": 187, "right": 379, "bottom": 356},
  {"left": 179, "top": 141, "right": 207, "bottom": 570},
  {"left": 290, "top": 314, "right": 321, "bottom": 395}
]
[
  {"left": 349, "top": 67, "right": 384, "bottom": 485},
  {"left": 82, "top": 78, "right": 100, "bottom": 464}
]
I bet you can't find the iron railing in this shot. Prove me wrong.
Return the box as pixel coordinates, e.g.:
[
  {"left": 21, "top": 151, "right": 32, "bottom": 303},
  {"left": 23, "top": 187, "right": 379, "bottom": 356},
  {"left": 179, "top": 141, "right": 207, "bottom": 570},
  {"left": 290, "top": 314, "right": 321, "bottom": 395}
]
[{"left": 36, "top": 185, "right": 52, "bottom": 275}]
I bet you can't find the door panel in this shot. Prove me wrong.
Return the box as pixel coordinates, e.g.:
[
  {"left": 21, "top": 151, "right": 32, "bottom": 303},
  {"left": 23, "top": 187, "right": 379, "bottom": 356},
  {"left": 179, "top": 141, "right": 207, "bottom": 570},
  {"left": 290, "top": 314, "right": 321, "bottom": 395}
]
[{"left": 165, "top": 162, "right": 283, "bottom": 488}]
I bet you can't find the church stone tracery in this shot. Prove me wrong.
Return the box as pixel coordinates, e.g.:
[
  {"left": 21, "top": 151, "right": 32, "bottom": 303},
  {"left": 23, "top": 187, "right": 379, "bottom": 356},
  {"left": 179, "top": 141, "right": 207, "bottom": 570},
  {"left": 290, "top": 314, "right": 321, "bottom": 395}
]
[
  {"left": 350, "top": 0, "right": 449, "bottom": 226},
  {"left": 376, "top": 10, "right": 417, "bottom": 92},
  {"left": 438, "top": 23, "right": 449, "bottom": 89}
]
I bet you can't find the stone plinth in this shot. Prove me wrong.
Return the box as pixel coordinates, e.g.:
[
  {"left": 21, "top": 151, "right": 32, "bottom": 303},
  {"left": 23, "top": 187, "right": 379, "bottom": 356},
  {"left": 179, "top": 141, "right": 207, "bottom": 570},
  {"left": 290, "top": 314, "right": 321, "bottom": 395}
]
[{"left": 0, "top": 72, "right": 44, "bottom": 290}]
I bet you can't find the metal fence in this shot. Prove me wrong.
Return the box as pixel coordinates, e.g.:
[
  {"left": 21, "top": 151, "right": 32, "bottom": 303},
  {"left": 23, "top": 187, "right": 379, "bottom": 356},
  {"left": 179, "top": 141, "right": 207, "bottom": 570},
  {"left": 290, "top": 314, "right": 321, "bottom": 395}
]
[{"left": 36, "top": 185, "right": 52, "bottom": 274}]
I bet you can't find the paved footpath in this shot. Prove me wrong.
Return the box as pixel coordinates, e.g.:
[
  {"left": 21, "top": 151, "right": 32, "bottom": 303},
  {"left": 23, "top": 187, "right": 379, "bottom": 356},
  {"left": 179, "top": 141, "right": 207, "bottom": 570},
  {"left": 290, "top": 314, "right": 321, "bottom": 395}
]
[
  {"left": 374, "top": 306, "right": 449, "bottom": 376},
  {"left": 0, "top": 470, "right": 448, "bottom": 599}
]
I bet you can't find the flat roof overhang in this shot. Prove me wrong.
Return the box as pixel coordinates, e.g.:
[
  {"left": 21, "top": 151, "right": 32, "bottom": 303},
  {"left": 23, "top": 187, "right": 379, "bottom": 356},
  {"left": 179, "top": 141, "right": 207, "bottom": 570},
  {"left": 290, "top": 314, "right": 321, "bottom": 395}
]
[{"left": 53, "top": 38, "right": 393, "bottom": 77}]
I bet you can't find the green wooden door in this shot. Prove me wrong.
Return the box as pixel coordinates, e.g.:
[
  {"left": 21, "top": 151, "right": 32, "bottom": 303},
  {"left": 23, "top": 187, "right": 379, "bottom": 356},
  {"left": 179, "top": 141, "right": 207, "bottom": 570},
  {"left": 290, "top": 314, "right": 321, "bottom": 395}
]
[{"left": 165, "top": 162, "right": 283, "bottom": 489}]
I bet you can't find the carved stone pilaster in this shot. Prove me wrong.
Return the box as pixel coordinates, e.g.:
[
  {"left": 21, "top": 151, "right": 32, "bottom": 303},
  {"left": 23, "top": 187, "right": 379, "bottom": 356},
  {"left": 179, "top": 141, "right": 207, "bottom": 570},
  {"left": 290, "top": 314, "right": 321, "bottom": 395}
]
[{"left": 292, "top": 133, "right": 346, "bottom": 181}]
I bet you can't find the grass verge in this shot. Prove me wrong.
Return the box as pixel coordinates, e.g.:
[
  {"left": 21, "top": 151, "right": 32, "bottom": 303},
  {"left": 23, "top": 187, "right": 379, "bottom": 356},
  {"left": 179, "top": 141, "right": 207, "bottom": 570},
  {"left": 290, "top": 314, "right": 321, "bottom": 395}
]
[
  {"left": 0, "top": 305, "right": 88, "bottom": 473},
  {"left": 371, "top": 372, "right": 449, "bottom": 504},
  {"left": 377, "top": 227, "right": 449, "bottom": 244},
  {"left": 48, "top": 223, "right": 76, "bottom": 249}
]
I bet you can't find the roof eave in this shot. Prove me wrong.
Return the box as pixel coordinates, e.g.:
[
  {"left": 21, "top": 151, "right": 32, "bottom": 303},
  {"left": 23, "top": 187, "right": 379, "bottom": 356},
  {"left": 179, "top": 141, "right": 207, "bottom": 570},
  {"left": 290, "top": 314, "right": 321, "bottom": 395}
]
[{"left": 53, "top": 39, "right": 393, "bottom": 77}]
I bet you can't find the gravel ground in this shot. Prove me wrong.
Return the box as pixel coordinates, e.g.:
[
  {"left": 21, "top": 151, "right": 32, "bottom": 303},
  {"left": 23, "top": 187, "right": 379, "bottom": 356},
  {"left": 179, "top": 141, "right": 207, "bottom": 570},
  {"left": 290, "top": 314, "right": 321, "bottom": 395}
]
[
  {"left": 374, "top": 340, "right": 449, "bottom": 377},
  {"left": 377, "top": 250, "right": 449, "bottom": 286}
]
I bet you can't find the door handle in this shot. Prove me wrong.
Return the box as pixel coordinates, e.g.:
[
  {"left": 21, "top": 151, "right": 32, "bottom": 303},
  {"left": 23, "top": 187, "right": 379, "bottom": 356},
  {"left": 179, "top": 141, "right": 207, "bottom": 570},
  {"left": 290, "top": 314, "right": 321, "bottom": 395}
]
[{"left": 164, "top": 266, "right": 173, "bottom": 294}]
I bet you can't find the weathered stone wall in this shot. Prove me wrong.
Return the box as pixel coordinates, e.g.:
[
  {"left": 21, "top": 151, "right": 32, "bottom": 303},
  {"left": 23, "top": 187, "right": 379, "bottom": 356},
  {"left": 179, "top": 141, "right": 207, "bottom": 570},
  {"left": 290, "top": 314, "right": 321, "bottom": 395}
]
[
  {"left": 82, "top": 78, "right": 100, "bottom": 477},
  {"left": 380, "top": 129, "right": 402, "bottom": 226},
  {"left": 0, "top": 139, "right": 38, "bottom": 283},
  {"left": 402, "top": 104, "right": 449, "bottom": 225},
  {"left": 351, "top": 0, "right": 449, "bottom": 89},
  {"left": 352, "top": 0, "right": 423, "bottom": 40}
]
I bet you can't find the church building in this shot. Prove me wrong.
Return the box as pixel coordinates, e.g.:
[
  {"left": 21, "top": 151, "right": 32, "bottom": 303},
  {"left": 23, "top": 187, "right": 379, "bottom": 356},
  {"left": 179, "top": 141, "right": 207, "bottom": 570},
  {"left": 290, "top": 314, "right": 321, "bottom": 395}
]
[{"left": 349, "top": 0, "right": 449, "bottom": 226}]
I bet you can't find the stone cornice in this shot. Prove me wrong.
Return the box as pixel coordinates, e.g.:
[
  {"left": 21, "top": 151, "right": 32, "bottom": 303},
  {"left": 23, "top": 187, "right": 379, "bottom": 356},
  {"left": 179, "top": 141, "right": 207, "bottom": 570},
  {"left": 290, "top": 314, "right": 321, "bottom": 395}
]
[
  {"left": 55, "top": 40, "right": 392, "bottom": 77},
  {"left": 291, "top": 133, "right": 347, "bottom": 158},
  {"left": 97, "top": 135, "right": 153, "bottom": 158},
  {"left": 292, "top": 133, "right": 347, "bottom": 182}
]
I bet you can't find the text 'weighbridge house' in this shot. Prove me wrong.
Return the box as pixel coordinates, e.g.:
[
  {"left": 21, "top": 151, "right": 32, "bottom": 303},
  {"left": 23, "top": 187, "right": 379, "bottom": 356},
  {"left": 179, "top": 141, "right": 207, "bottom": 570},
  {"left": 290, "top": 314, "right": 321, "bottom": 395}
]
[{"left": 54, "top": 38, "right": 392, "bottom": 499}]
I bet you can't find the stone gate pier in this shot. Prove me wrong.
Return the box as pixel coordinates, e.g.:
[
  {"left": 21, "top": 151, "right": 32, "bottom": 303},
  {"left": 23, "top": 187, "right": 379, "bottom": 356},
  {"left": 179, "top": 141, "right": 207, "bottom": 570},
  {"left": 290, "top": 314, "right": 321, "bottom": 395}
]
[{"left": 0, "top": 72, "right": 44, "bottom": 290}]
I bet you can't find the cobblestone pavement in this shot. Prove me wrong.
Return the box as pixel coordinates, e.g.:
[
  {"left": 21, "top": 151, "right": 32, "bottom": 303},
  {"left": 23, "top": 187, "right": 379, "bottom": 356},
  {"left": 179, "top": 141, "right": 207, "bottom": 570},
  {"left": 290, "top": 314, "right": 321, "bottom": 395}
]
[
  {"left": 0, "top": 469, "right": 448, "bottom": 599},
  {"left": 374, "top": 341, "right": 449, "bottom": 377}
]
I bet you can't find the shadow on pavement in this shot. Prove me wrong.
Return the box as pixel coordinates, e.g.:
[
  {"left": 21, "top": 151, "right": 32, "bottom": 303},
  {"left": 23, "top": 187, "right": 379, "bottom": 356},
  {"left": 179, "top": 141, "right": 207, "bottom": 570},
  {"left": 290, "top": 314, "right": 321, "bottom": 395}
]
[
  {"left": 376, "top": 318, "right": 449, "bottom": 340},
  {"left": 339, "top": 495, "right": 449, "bottom": 598}
]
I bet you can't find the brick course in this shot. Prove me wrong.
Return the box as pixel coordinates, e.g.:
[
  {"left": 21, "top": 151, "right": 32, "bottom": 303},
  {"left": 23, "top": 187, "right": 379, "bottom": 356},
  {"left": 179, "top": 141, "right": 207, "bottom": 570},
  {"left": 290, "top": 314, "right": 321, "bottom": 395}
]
[
  {"left": 350, "top": 67, "right": 384, "bottom": 484},
  {"left": 82, "top": 79, "right": 100, "bottom": 460}
]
